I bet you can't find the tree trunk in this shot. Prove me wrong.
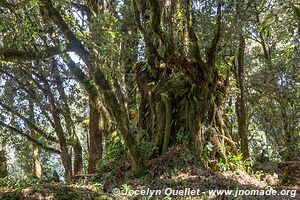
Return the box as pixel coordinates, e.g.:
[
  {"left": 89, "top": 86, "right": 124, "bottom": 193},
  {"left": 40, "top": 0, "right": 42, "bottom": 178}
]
[
  {"left": 132, "top": 0, "right": 239, "bottom": 164},
  {"left": 73, "top": 136, "right": 83, "bottom": 175},
  {"left": 29, "top": 97, "right": 42, "bottom": 178},
  {"left": 88, "top": 96, "right": 103, "bottom": 173},
  {"left": 0, "top": 145, "right": 8, "bottom": 178},
  {"left": 161, "top": 93, "right": 172, "bottom": 154},
  {"left": 40, "top": 0, "right": 146, "bottom": 175},
  {"left": 121, "top": 0, "right": 139, "bottom": 113},
  {"left": 32, "top": 144, "right": 42, "bottom": 178},
  {"left": 52, "top": 60, "right": 83, "bottom": 174},
  {"left": 39, "top": 74, "right": 73, "bottom": 180},
  {"left": 236, "top": 0, "right": 249, "bottom": 160},
  {"left": 281, "top": 106, "right": 298, "bottom": 160},
  {"left": 59, "top": 143, "right": 72, "bottom": 181}
]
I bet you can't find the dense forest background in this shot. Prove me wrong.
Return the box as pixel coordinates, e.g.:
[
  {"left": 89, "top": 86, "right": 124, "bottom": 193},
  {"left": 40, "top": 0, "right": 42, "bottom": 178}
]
[{"left": 0, "top": 0, "right": 299, "bottom": 199}]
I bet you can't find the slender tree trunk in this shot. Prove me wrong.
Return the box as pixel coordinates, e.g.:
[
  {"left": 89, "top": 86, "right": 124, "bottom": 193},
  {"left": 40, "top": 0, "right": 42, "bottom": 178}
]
[
  {"left": 161, "top": 93, "right": 172, "bottom": 154},
  {"left": 29, "top": 97, "right": 42, "bottom": 178},
  {"left": 236, "top": 0, "right": 249, "bottom": 160},
  {"left": 72, "top": 136, "right": 83, "bottom": 174},
  {"left": 88, "top": 96, "right": 103, "bottom": 173},
  {"left": 38, "top": 73, "right": 73, "bottom": 180},
  {"left": 32, "top": 144, "right": 42, "bottom": 178},
  {"left": 52, "top": 60, "right": 83, "bottom": 174},
  {"left": 52, "top": 113, "right": 73, "bottom": 180},
  {"left": 76, "top": 2, "right": 105, "bottom": 174},
  {"left": 0, "top": 144, "right": 8, "bottom": 178},
  {"left": 281, "top": 106, "right": 297, "bottom": 160},
  {"left": 121, "top": 0, "right": 138, "bottom": 113}
]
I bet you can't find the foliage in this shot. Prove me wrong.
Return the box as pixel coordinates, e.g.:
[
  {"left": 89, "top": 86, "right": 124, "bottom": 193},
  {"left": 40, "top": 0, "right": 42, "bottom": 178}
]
[
  {"left": 0, "top": 174, "right": 40, "bottom": 189},
  {"left": 0, "top": 0, "right": 299, "bottom": 198},
  {"left": 104, "top": 132, "right": 126, "bottom": 161},
  {"left": 216, "top": 153, "right": 253, "bottom": 173}
]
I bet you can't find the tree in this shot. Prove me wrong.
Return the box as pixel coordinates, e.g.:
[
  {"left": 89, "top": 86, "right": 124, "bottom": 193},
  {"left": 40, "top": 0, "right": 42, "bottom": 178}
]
[
  {"left": 0, "top": 0, "right": 236, "bottom": 174},
  {"left": 245, "top": 0, "right": 300, "bottom": 160},
  {"left": 235, "top": 0, "right": 250, "bottom": 159},
  {"left": 0, "top": 143, "right": 8, "bottom": 178},
  {"left": 0, "top": 0, "right": 299, "bottom": 179}
]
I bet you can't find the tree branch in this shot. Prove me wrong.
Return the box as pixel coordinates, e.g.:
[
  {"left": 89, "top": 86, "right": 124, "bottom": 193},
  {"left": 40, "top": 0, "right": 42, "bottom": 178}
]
[
  {"left": 0, "top": 121, "right": 60, "bottom": 154},
  {"left": 64, "top": 55, "right": 99, "bottom": 98},
  {"left": 40, "top": 0, "right": 93, "bottom": 67},
  {"left": 207, "top": 2, "right": 222, "bottom": 67},
  {"left": 0, "top": 102, "right": 59, "bottom": 143},
  {"left": 0, "top": 46, "right": 71, "bottom": 62},
  {"left": 71, "top": 2, "right": 91, "bottom": 17}
]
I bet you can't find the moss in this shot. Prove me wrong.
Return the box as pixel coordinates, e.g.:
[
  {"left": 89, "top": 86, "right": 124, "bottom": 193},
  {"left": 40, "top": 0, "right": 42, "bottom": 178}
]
[
  {"left": 154, "top": 100, "right": 165, "bottom": 154},
  {"left": 149, "top": 0, "right": 162, "bottom": 34},
  {"left": 133, "top": 60, "right": 146, "bottom": 73},
  {"left": 162, "top": 93, "right": 172, "bottom": 154},
  {"left": 0, "top": 184, "right": 106, "bottom": 200}
]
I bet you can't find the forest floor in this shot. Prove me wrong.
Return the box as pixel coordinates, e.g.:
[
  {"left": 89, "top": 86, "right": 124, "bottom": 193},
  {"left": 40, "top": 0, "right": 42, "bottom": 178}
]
[{"left": 0, "top": 145, "right": 299, "bottom": 200}]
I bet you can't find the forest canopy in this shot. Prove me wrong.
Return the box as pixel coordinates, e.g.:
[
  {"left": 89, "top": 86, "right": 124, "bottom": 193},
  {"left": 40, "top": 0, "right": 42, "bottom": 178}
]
[{"left": 0, "top": 0, "right": 299, "bottom": 199}]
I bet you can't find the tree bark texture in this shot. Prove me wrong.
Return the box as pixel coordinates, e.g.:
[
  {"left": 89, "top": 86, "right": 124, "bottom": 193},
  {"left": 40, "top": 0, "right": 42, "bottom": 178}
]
[
  {"left": 236, "top": 0, "right": 250, "bottom": 160},
  {"left": 32, "top": 144, "right": 42, "bottom": 178},
  {"left": 88, "top": 96, "right": 103, "bottom": 173},
  {"left": 0, "top": 145, "right": 8, "bottom": 178}
]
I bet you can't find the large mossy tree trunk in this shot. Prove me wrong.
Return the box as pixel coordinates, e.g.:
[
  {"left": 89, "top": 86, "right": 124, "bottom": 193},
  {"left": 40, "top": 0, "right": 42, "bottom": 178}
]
[
  {"left": 133, "top": 0, "right": 237, "bottom": 163},
  {"left": 135, "top": 62, "right": 233, "bottom": 162}
]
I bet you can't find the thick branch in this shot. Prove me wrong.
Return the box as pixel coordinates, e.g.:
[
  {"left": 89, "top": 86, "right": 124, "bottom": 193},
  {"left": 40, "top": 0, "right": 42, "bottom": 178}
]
[
  {"left": 0, "top": 121, "right": 60, "bottom": 154},
  {"left": 0, "top": 46, "right": 71, "bottom": 62},
  {"left": 40, "top": 0, "right": 93, "bottom": 67},
  {"left": 132, "top": 0, "right": 161, "bottom": 59},
  {"left": 64, "top": 56, "right": 99, "bottom": 98},
  {"left": 207, "top": 2, "right": 222, "bottom": 67},
  {"left": 0, "top": 102, "right": 58, "bottom": 143}
]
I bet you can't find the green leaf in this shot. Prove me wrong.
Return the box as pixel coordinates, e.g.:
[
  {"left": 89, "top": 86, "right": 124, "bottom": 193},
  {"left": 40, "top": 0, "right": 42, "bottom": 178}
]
[{"left": 292, "top": 5, "right": 300, "bottom": 20}]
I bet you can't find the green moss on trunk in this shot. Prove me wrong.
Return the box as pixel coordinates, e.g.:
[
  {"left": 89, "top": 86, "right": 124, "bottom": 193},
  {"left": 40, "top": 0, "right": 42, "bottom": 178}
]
[{"left": 162, "top": 93, "right": 172, "bottom": 154}]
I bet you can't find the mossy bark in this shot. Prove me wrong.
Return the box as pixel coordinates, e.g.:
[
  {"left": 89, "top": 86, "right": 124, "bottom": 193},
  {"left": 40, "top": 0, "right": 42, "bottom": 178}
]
[
  {"left": 154, "top": 100, "right": 165, "bottom": 154},
  {"left": 236, "top": 0, "right": 250, "bottom": 160},
  {"left": 0, "top": 147, "right": 8, "bottom": 178},
  {"left": 162, "top": 93, "right": 172, "bottom": 154},
  {"left": 88, "top": 96, "right": 103, "bottom": 174}
]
